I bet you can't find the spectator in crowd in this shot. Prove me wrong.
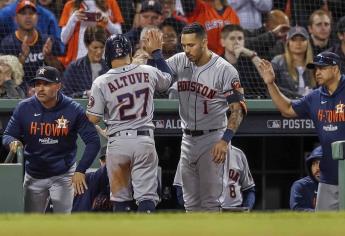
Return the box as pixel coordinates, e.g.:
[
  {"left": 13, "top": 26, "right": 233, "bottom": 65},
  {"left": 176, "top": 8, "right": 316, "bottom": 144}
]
[
  {"left": 326, "top": 16, "right": 345, "bottom": 73},
  {"left": 160, "top": 0, "right": 187, "bottom": 23},
  {"left": 0, "top": 0, "right": 64, "bottom": 54},
  {"left": 308, "top": 9, "right": 333, "bottom": 56},
  {"left": 245, "top": 9, "right": 290, "bottom": 60},
  {"left": 37, "top": 0, "right": 66, "bottom": 20},
  {"left": 160, "top": 17, "right": 184, "bottom": 59},
  {"left": 227, "top": 0, "right": 272, "bottom": 31},
  {"left": 72, "top": 146, "right": 113, "bottom": 212},
  {"left": 62, "top": 25, "right": 108, "bottom": 98},
  {"left": 220, "top": 24, "right": 266, "bottom": 99},
  {"left": 0, "top": 1, "right": 63, "bottom": 94},
  {"left": 278, "top": 0, "right": 325, "bottom": 28},
  {"left": 0, "top": 55, "right": 25, "bottom": 98},
  {"left": 0, "top": 0, "right": 14, "bottom": 8},
  {"left": 181, "top": 0, "right": 240, "bottom": 55},
  {"left": 125, "top": 0, "right": 163, "bottom": 51},
  {"left": 59, "top": 0, "right": 123, "bottom": 67},
  {"left": 290, "top": 146, "right": 321, "bottom": 211},
  {"left": 173, "top": 145, "right": 255, "bottom": 210},
  {"left": 2, "top": 66, "right": 101, "bottom": 213},
  {"left": 271, "top": 26, "right": 315, "bottom": 98}
]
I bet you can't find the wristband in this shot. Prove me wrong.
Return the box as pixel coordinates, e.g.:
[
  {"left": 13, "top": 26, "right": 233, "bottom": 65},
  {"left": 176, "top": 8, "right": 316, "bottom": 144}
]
[{"left": 222, "top": 129, "right": 234, "bottom": 143}]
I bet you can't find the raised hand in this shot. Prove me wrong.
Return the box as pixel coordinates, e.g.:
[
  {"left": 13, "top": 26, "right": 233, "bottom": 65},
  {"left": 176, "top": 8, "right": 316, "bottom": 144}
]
[
  {"left": 272, "top": 24, "right": 290, "bottom": 39},
  {"left": 42, "top": 37, "right": 53, "bottom": 57},
  {"left": 20, "top": 35, "right": 30, "bottom": 62},
  {"left": 74, "top": 9, "right": 87, "bottom": 22},
  {"left": 257, "top": 59, "right": 276, "bottom": 84},
  {"left": 143, "top": 29, "right": 163, "bottom": 55}
]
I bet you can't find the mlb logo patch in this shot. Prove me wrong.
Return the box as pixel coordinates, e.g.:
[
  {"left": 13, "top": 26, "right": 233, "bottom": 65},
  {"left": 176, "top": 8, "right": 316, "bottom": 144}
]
[
  {"left": 267, "top": 120, "right": 281, "bottom": 128},
  {"left": 154, "top": 120, "right": 165, "bottom": 128}
]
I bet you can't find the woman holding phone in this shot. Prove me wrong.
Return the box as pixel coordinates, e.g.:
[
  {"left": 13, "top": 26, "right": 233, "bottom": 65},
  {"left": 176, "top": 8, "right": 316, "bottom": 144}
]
[{"left": 59, "top": 0, "right": 124, "bottom": 67}]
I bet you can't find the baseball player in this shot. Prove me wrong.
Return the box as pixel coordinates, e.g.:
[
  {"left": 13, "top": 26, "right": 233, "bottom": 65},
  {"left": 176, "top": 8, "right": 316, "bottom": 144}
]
[
  {"left": 2, "top": 66, "right": 101, "bottom": 213},
  {"left": 257, "top": 52, "right": 345, "bottom": 211},
  {"left": 290, "top": 146, "right": 322, "bottom": 211},
  {"left": 163, "top": 22, "right": 246, "bottom": 211},
  {"left": 86, "top": 33, "right": 172, "bottom": 213},
  {"left": 173, "top": 145, "right": 255, "bottom": 210}
]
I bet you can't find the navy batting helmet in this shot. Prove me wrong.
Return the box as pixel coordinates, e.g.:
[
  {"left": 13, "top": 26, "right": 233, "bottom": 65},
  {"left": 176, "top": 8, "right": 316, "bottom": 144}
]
[{"left": 104, "top": 34, "right": 132, "bottom": 68}]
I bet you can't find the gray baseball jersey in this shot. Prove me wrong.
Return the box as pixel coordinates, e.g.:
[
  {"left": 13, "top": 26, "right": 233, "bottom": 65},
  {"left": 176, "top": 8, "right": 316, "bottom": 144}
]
[
  {"left": 222, "top": 146, "right": 255, "bottom": 208},
  {"left": 86, "top": 63, "right": 171, "bottom": 206},
  {"left": 168, "top": 52, "right": 242, "bottom": 211},
  {"left": 166, "top": 52, "right": 240, "bottom": 130},
  {"left": 86, "top": 64, "right": 171, "bottom": 134},
  {"left": 173, "top": 146, "right": 255, "bottom": 207}
]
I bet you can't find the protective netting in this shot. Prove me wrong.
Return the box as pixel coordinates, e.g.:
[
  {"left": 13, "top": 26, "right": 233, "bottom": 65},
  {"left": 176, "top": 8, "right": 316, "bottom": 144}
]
[{"left": 0, "top": 0, "right": 344, "bottom": 99}]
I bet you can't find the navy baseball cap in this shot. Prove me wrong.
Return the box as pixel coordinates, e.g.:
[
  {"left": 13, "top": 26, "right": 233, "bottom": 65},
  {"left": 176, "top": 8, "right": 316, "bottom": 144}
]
[
  {"left": 140, "top": 0, "right": 162, "bottom": 15},
  {"left": 30, "top": 66, "right": 61, "bottom": 84},
  {"left": 306, "top": 52, "right": 341, "bottom": 69},
  {"left": 287, "top": 26, "right": 309, "bottom": 40}
]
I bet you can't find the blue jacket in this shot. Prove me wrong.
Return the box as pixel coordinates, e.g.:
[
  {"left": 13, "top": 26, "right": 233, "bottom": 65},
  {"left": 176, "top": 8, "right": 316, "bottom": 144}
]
[
  {"left": 72, "top": 166, "right": 109, "bottom": 212},
  {"left": 0, "top": 2, "right": 64, "bottom": 54},
  {"left": 290, "top": 146, "right": 322, "bottom": 211},
  {"left": 62, "top": 56, "right": 108, "bottom": 98},
  {"left": 2, "top": 92, "right": 100, "bottom": 178},
  {"left": 292, "top": 75, "right": 345, "bottom": 185}
]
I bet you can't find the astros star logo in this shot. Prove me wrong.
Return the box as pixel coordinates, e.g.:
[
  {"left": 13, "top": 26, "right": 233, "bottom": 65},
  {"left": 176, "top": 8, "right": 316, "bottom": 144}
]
[
  {"left": 38, "top": 68, "right": 46, "bottom": 75},
  {"left": 56, "top": 115, "right": 69, "bottom": 128},
  {"left": 335, "top": 102, "right": 345, "bottom": 114}
]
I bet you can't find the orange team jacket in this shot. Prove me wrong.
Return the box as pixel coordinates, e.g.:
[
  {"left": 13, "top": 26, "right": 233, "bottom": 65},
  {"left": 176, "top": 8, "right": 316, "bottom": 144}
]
[
  {"left": 59, "top": 0, "right": 124, "bottom": 67},
  {"left": 186, "top": 0, "right": 240, "bottom": 55}
]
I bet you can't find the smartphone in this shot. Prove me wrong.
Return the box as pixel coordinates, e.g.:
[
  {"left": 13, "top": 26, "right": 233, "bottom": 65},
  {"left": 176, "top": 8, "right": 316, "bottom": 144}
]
[{"left": 84, "top": 12, "right": 102, "bottom": 22}]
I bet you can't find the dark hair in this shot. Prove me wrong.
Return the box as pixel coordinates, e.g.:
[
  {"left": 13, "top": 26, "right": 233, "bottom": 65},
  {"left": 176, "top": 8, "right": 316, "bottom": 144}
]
[
  {"left": 181, "top": 22, "right": 206, "bottom": 39},
  {"left": 84, "top": 25, "right": 108, "bottom": 46},
  {"left": 74, "top": 0, "right": 108, "bottom": 12},
  {"left": 160, "top": 17, "right": 186, "bottom": 36},
  {"left": 337, "top": 16, "right": 345, "bottom": 33},
  {"left": 221, "top": 24, "right": 244, "bottom": 38}
]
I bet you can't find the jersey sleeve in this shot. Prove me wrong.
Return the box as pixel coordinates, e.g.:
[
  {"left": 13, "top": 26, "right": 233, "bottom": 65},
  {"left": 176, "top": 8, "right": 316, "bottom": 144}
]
[
  {"left": 291, "top": 93, "right": 313, "bottom": 119},
  {"left": 86, "top": 81, "right": 106, "bottom": 117},
  {"left": 153, "top": 67, "right": 172, "bottom": 92},
  {"left": 109, "top": 0, "right": 124, "bottom": 23},
  {"left": 237, "top": 149, "right": 255, "bottom": 191},
  {"left": 2, "top": 104, "right": 23, "bottom": 146},
  {"left": 221, "top": 63, "right": 241, "bottom": 93},
  {"left": 166, "top": 53, "right": 184, "bottom": 77}
]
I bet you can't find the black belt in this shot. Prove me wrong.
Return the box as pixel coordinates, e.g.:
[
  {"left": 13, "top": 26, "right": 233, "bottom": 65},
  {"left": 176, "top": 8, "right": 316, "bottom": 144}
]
[
  {"left": 183, "top": 129, "right": 218, "bottom": 137},
  {"left": 109, "top": 130, "right": 151, "bottom": 137}
]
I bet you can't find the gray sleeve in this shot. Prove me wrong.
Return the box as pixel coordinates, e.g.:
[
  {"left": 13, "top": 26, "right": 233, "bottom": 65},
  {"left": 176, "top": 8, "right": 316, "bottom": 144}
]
[
  {"left": 251, "top": 0, "right": 272, "bottom": 12},
  {"left": 86, "top": 82, "right": 105, "bottom": 117},
  {"left": 221, "top": 64, "right": 241, "bottom": 93},
  {"left": 154, "top": 67, "right": 172, "bottom": 92},
  {"left": 166, "top": 53, "right": 183, "bottom": 77},
  {"left": 238, "top": 150, "right": 255, "bottom": 191}
]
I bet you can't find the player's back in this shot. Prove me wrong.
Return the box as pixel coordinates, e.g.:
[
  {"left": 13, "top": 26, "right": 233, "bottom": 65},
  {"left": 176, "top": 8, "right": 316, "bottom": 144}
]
[{"left": 91, "top": 64, "right": 171, "bottom": 134}]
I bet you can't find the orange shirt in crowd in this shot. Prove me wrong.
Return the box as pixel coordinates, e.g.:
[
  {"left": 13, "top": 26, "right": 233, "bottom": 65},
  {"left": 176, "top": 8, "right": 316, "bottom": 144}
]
[
  {"left": 186, "top": 0, "right": 240, "bottom": 55},
  {"left": 59, "top": 0, "right": 124, "bottom": 67}
]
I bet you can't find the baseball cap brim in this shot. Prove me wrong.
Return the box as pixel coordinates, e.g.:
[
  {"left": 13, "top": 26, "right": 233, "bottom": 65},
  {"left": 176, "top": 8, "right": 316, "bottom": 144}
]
[
  {"left": 30, "top": 76, "right": 59, "bottom": 84},
  {"left": 306, "top": 62, "right": 330, "bottom": 69}
]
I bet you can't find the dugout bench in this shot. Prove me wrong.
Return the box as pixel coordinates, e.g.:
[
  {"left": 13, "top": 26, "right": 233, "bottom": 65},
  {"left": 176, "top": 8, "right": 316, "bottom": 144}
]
[{"left": 0, "top": 99, "right": 344, "bottom": 211}]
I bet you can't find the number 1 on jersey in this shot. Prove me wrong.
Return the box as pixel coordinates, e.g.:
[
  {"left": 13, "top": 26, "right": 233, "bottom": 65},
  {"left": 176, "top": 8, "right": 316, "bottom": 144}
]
[{"left": 203, "top": 100, "right": 208, "bottom": 114}]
